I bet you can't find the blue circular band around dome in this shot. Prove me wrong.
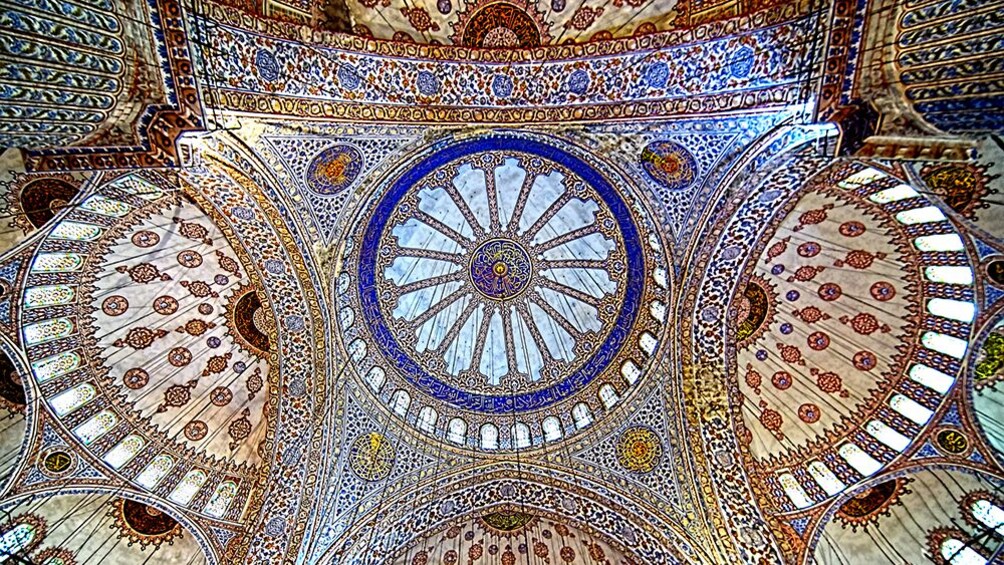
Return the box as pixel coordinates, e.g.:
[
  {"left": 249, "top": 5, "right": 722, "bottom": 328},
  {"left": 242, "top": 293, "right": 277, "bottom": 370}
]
[{"left": 358, "top": 136, "right": 645, "bottom": 414}]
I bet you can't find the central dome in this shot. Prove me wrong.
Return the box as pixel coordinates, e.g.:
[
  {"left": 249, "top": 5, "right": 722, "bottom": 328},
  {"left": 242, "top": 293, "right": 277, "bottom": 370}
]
[{"left": 340, "top": 135, "right": 667, "bottom": 449}]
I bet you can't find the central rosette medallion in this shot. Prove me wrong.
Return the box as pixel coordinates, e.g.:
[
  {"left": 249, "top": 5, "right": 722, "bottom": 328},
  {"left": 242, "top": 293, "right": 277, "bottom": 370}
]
[
  {"left": 340, "top": 136, "right": 667, "bottom": 448},
  {"left": 469, "top": 239, "right": 532, "bottom": 300}
]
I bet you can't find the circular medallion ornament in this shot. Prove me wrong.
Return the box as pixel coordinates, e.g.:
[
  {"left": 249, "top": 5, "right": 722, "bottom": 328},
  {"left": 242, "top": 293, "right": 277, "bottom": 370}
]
[
  {"left": 459, "top": 2, "right": 545, "bottom": 47},
  {"left": 640, "top": 141, "right": 697, "bottom": 191},
  {"left": 934, "top": 428, "right": 969, "bottom": 455},
  {"left": 306, "top": 145, "right": 364, "bottom": 195},
  {"left": 616, "top": 426, "right": 662, "bottom": 473},
  {"left": 40, "top": 449, "right": 75, "bottom": 477},
  {"left": 111, "top": 499, "right": 183, "bottom": 548},
  {"left": 349, "top": 432, "right": 396, "bottom": 481},
  {"left": 469, "top": 239, "right": 532, "bottom": 299},
  {"left": 986, "top": 258, "right": 1004, "bottom": 287},
  {"left": 341, "top": 135, "right": 666, "bottom": 449}
]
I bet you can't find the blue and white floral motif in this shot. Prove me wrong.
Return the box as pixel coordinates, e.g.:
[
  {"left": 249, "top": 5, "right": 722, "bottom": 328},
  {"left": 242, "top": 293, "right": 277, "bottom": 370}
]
[
  {"left": 730, "top": 46, "right": 755, "bottom": 78},
  {"left": 416, "top": 70, "right": 440, "bottom": 96},
  {"left": 491, "top": 74, "right": 514, "bottom": 98},
  {"left": 567, "top": 70, "right": 590, "bottom": 95},
  {"left": 643, "top": 62, "right": 670, "bottom": 89},
  {"left": 255, "top": 49, "right": 279, "bottom": 82},
  {"left": 337, "top": 64, "right": 361, "bottom": 90}
]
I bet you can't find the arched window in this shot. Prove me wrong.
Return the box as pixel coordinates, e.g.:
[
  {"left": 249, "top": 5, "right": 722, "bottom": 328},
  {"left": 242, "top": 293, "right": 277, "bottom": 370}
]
[
  {"left": 512, "top": 423, "right": 531, "bottom": 449},
  {"left": 925, "top": 266, "right": 973, "bottom": 285},
  {"left": 864, "top": 420, "right": 909, "bottom": 452},
  {"left": 169, "top": 469, "right": 208, "bottom": 505},
  {"left": 389, "top": 390, "right": 410, "bottom": 417},
  {"left": 205, "top": 481, "right": 239, "bottom": 518},
  {"left": 136, "top": 454, "right": 175, "bottom": 489},
  {"left": 348, "top": 339, "right": 367, "bottom": 363},
  {"left": 447, "top": 418, "right": 467, "bottom": 445},
  {"left": 889, "top": 394, "right": 933, "bottom": 426},
  {"left": 939, "top": 537, "right": 987, "bottom": 565},
  {"left": 73, "top": 410, "right": 117, "bottom": 445},
  {"left": 807, "top": 461, "right": 845, "bottom": 497},
  {"left": 542, "top": 417, "right": 562, "bottom": 442},
  {"left": 908, "top": 364, "right": 954, "bottom": 395},
  {"left": 365, "top": 367, "right": 385, "bottom": 392},
  {"left": 417, "top": 406, "right": 438, "bottom": 433},
  {"left": 50, "top": 382, "right": 96, "bottom": 416},
  {"left": 31, "top": 351, "right": 80, "bottom": 383},
  {"left": 103, "top": 434, "right": 146, "bottom": 469},
  {"left": 922, "top": 331, "right": 968, "bottom": 359},
  {"left": 968, "top": 495, "right": 1004, "bottom": 536},
  {"left": 571, "top": 403, "right": 592, "bottom": 429},
  {"left": 778, "top": 473, "right": 812, "bottom": 509},
  {"left": 0, "top": 516, "right": 42, "bottom": 561},
  {"left": 927, "top": 298, "right": 975, "bottom": 323},
  {"left": 480, "top": 424, "right": 498, "bottom": 450},
  {"left": 620, "top": 360, "right": 641, "bottom": 385},
  {"left": 598, "top": 384, "right": 619, "bottom": 409},
  {"left": 837, "top": 443, "right": 881, "bottom": 477}
]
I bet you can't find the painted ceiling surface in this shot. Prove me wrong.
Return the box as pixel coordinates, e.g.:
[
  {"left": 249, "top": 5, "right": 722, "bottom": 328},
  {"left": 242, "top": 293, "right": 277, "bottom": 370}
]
[{"left": 0, "top": 0, "right": 1003, "bottom": 564}]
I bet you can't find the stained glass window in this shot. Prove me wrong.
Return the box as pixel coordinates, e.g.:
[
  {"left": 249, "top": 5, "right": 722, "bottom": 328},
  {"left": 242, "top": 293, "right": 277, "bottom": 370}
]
[
  {"left": 807, "top": 461, "right": 845, "bottom": 497},
  {"left": 621, "top": 360, "right": 641, "bottom": 385},
  {"left": 837, "top": 443, "right": 881, "bottom": 477},
  {"left": 49, "top": 382, "right": 96, "bottom": 416},
  {"left": 417, "top": 406, "right": 437, "bottom": 432},
  {"left": 927, "top": 299, "right": 975, "bottom": 323},
  {"left": 50, "top": 221, "right": 103, "bottom": 241},
  {"left": 542, "top": 417, "right": 562, "bottom": 442},
  {"left": 73, "top": 410, "right": 117, "bottom": 445},
  {"left": 0, "top": 521, "right": 36, "bottom": 562},
  {"left": 349, "top": 339, "right": 367, "bottom": 363},
  {"left": 169, "top": 469, "right": 208, "bottom": 505},
  {"left": 136, "top": 454, "right": 175, "bottom": 489},
  {"left": 79, "top": 195, "right": 130, "bottom": 217},
  {"left": 389, "top": 390, "right": 410, "bottom": 416},
  {"left": 205, "top": 481, "right": 239, "bottom": 518},
  {"left": 571, "top": 403, "right": 592, "bottom": 429},
  {"left": 447, "top": 418, "right": 467, "bottom": 445},
  {"left": 23, "top": 317, "right": 75, "bottom": 346},
  {"left": 479, "top": 424, "right": 498, "bottom": 450},
  {"left": 868, "top": 184, "right": 918, "bottom": 203},
  {"left": 889, "top": 394, "right": 933, "bottom": 425},
  {"left": 895, "top": 206, "right": 945, "bottom": 225},
  {"left": 864, "top": 420, "right": 910, "bottom": 452},
  {"left": 512, "top": 423, "right": 531, "bottom": 449},
  {"left": 914, "top": 234, "right": 964, "bottom": 252},
  {"left": 365, "top": 367, "right": 385, "bottom": 392},
  {"left": 31, "top": 351, "right": 81, "bottom": 382},
  {"left": 922, "top": 331, "right": 968, "bottom": 359},
  {"left": 103, "top": 434, "right": 146, "bottom": 469},
  {"left": 940, "top": 538, "right": 986, "bottom": 565},
  {"left": 31, "top": 253, "right": 84, "bottom": 273},
  {"left": 925, "top": 266, "right": 973, "bottom": 285},
  {"left": 969, "top": 498, "right": 1004, "bottom": 536},
  {"left": 778, "top": 473, "right": 812, "bottom": 509},
  {"left": 598, "top": 384, "right": 619, "bottom": 409},
  {"left": 24, "top": 285, "right": 76, "bottom": 308}
]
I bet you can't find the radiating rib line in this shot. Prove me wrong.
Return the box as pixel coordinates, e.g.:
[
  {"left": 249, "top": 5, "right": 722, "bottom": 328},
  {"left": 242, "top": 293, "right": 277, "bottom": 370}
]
[
  {"left": 435, "top": 298, "right": 480, "bottom": 358},
  {"left": 413, "top": 209, "right": 472, "bottom": 246},
  {"left": 394, "top": 270, "right": 464, "bottom": 296},
  {"left": 515, "top": 300, "right": 555, "bottom": 365},
  {"left": 534, "top": 223, "right": 599, "bottom": 253},
  {"left": 537, "top": 276, "right": 603, "bottom": 308},
  {"left": 500, "top": 306, "right": 522, "bottom": 380},
  {"left": 529, "top": 293, "right": 584, "bottom": 343},
  {"left": 471, "top": 303, "right": 496, "bottom": 376},
  {"left": 481, "top": 165, "right": 501, "bottom": 233},
  {"left": 540, "top": 258, "right": 610, "bottom": 270},
  {"left": 393, "top": 247, "right": 464, "bottom": 263},
  {"left": 507, "top": 162, "right": 538, "bottom": 233},
  {"left": 440, "top": 177, "right": 486, "bottom": 239},
  {"left": 524, "top": 190, "right": 572, "bottom": 242},
  {"left": 406, "top": 287, "right": 465, "bottom": 328}
]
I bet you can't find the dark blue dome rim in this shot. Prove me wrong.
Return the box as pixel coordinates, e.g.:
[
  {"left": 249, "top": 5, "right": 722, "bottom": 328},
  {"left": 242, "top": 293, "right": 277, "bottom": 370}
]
[{"left": 359, "top": 136, "right": 644, "bottom": 414}]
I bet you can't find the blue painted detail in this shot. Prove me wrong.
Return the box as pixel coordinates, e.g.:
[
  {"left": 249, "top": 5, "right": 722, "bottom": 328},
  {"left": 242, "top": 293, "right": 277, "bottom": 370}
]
[
  {"left": 939, "top": 403, "right": 961, "bottom": 426},
  {"left": 914, "top": 441, "right": 938, "bottom": 459},
  {"left": 969, "top": 448, "right": 987, "bottom": 464},
  {"left": 567, "top": 69, "right": 589, "bottom": 95},
  {"left": 416, "top": 70, "right": 440, "bottom": 96},
  {"left": 974, "top": 238, "right": 999, "bottom": 259},
  {"left": 359, "top": 136, "right": 645, "bottom": 414},
  {"left": 255, "top": 49, "right": 279, "bottom": 82},
  {"left": 730, "top": 45, "right": 755, "bottom": 78},
  {"left": 789, "top": 516, "right": 810, "bottom": 536},
  {"left": 985, "top": 285, "right": 1004, "bottom": 309},
  {"left": 337, "top": 64, "right": 361, "bottom": 90},
  {"left": 643, "top": 62, "right": 669, "bottom": 88},
  {"left": 491, "top": 74, "right": 513, "bottom": 98}
]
